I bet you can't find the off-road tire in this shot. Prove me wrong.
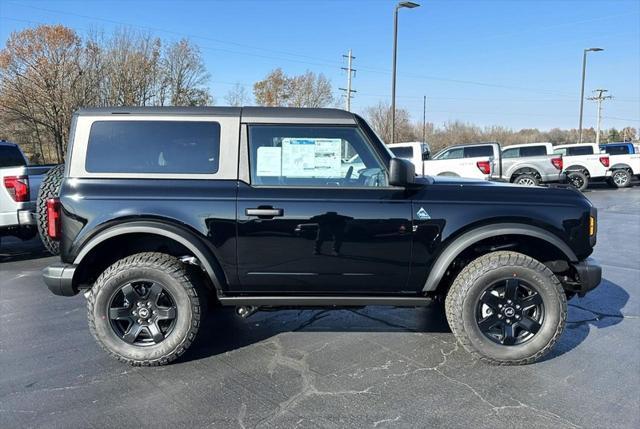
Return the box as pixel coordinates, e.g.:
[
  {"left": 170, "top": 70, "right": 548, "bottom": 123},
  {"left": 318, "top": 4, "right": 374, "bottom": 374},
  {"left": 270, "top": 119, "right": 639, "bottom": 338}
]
[
  {"left": 566, "top": 170, "right": 588, "bottom": 192},
  {"left": 445, "top": 251, "right": 567, "bottom": 365},
  {"left": 87, "top": 252, "right": 204, "bottom": 366},
  {"left": 513, "top": 173, "right": 539, "bottom": 186},
  {"left": 36, "top": 164, "right": 64, "bottom": 255}
]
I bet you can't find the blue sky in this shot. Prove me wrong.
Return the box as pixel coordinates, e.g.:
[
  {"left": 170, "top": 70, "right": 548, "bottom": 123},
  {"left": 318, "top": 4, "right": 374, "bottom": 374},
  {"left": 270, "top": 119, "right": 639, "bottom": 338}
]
[{"left": 1, "top": 0, "right": 638, "bottom": 130}]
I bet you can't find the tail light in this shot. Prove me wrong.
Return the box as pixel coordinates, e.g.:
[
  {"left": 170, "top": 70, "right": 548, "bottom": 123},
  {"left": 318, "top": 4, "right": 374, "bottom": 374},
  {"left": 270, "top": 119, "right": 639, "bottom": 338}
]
[
  {"left": 3, "top": 175, "right": 30, "bottom": 202},
  {"left": 476, "top": 161, "right": 491, "bottom": 175},
  {"left": 551, "top": 157, "right": 563, "bottom": 171},
  {"left": 46, "top": 197, "right": 61, "bottom": 240},
  {"left": 599, "top": 156, "right": 610, "bottom": 167}
]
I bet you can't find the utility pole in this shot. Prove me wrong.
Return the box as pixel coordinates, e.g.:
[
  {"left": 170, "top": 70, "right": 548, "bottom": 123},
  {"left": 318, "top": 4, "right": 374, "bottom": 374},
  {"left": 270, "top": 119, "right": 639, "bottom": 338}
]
[
  {"left": 422, "top": 95, "right": 427, "bottom": 144},
  {"left": 339, "top": 49, "right": 356, "bottom": 111},
  {"left": 587, "top": 89, "right": 613, "bottom": 145}
]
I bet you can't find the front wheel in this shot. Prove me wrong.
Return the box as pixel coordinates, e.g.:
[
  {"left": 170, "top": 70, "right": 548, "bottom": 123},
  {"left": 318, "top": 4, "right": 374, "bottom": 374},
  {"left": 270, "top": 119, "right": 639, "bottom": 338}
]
[
  {"left": 87, "top": 252, "right": 205, "bottom": 366},
  {"left": 445, "top": 251, "right": 566, "bottom": 365}
]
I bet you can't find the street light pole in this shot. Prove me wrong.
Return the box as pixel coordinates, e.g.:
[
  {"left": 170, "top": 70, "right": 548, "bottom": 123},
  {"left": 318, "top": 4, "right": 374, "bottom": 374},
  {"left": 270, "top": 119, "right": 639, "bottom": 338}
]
[
  {"left": 578, "top": 47, "right": 603, "bottom": 143},
  {"left": 391, "top": 1, "right": 420, "bottom": 144}
]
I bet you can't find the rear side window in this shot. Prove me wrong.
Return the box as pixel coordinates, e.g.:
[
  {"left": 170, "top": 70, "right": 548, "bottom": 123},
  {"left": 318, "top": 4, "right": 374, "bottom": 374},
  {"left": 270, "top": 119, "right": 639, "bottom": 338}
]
[
  {"left": 390, "top": 146, "right": 414, "bottom": 159},
  {"left": 502, "top": 148, "right": 519, "bottom": 158},
  {"left": 437, "top": 148, "right": 464, "bottom": 160},
  {"left": 464, "top": 146, "right": 493, "bottom": 158},
  {"left": 519, "top": 146, "right": 547, "bottom": 157},
  {"left": 566, "top": 146, "right": 593, "bottom": 156},
  {"left": 601, "top": 145, "right": 629, "bottom": 155},
  {"left": 85, "top": 121, "right": 220, "bottom": 174},
  {"left": 0, "top": 146, "right": 27, "bottom": 167}
]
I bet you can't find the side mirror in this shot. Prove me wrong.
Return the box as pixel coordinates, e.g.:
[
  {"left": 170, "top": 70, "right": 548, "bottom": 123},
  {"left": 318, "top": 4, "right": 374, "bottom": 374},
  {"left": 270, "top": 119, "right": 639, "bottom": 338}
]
[{"left": 389, "top": 157, "right": 416, "bottom": 187}]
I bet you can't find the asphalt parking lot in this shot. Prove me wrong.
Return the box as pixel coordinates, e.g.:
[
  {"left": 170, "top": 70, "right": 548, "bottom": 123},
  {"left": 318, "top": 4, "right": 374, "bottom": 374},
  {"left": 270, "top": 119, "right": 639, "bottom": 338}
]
[{"left": 1, "top": 186, "right": 639, "bottom": 429}]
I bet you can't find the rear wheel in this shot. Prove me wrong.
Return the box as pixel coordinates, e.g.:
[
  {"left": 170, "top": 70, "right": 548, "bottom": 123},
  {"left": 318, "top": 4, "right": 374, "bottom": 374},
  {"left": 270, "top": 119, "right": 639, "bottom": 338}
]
[
  {"left": 566, "top": 170, "right": 588, "bottom": 191},
  {"left": 445, "top": 251, "right": 566, "bottom": 365},
  {"left": 36, "top": 164, "right": 64, "bottom": 255},
  {"left": 513, "top": 173, "right": 539, "bottom": 186},
  {"left": 610, "top": 169, "right": 631, "bottom": 188},
  {"left": 87, "top": 252, "right": 204, "bottom": 366}
]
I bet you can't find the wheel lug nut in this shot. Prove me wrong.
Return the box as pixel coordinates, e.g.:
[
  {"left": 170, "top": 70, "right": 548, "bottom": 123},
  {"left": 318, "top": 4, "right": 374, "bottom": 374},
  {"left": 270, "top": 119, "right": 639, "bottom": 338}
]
[
  {"left": 132, "top": 311, "right": 137, "bottom": 316},
  {"left": 147, "top": 302, "right": 152, "bottom": 307},
  {"left": 515, "top": 305, "right": 520, "bottom": 309},
  {"left": 137, "top": 319, "right": 142, "bottom": 323},
  {"left": 507, "top": 300, "right": 512, "bottom": 304},
  {"left": 498, "top": 304, "right": 503, "bottom": 308},
  {"left": 506, "top": 319, "right": 511, "bottom": 324},
  {"left": 515, "top": 315, "right": 520, "bottom": 319},
  {"left": 498, "top": 314, "right": 503, "bottom": 319},
  {"left": 137, "top": 302, "right": 142, "bottom": 307}
]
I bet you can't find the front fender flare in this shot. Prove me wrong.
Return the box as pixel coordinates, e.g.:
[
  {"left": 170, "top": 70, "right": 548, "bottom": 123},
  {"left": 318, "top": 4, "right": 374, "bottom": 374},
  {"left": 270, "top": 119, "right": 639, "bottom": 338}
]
[
  {"left": 73, "top": 221, "right": 226, "bottom": 291},
  {"left": 422, "top": 223, "right": 577, "bottom": 292}
]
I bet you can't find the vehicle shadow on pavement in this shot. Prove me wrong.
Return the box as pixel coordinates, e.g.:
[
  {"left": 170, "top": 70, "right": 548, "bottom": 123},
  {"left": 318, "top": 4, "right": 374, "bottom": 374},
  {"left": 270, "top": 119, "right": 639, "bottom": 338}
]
[
  {"left": 543, "top": 277, "right": 629, "bottom": 361},
  {"left": 180, "top": 303, "right": 451, "bottom": 363},
  {"left": 0, "top": 237, "right": 50, "bottom": 263}
]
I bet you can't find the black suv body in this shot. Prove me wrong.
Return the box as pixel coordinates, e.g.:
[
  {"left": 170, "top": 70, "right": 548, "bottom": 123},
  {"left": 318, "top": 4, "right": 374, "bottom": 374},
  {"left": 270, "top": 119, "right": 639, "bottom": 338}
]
[{"left": 42, "top": 107, "right": 601, "bottom": 366}]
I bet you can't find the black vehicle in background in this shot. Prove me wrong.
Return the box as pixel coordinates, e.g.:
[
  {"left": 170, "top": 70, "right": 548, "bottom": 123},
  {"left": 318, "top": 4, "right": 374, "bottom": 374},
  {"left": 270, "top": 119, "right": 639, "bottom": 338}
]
[{"left": 42, "top": 107, "right": 601, "bottom": 366}]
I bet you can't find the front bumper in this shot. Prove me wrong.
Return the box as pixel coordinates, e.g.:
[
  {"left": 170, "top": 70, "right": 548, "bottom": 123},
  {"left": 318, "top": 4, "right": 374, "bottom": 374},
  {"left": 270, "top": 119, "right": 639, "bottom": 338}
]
[
  {"left": 570, "top": 258, "right": 602, "bottom": 296},
  {"left": 43, "top": 263, "right": 78, "bottom": 296}
]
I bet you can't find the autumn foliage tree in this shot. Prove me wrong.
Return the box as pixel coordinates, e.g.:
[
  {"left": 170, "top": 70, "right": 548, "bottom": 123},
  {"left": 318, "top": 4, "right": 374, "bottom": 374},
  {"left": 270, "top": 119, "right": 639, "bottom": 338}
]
[
  {"left": 0, "top": 25, "right": 213, "bottom": 163},
  {"left": 0, "top": 25, "right": 85, "bottom": 162},
  {"left": 253, "top": 68, "right": 334, "bottom": 108}
]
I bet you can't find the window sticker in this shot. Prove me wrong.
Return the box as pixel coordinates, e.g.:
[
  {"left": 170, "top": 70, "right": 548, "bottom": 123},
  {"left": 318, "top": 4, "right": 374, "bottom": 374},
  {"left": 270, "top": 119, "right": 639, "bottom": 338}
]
[
  {"left": 281, "top": 138, "right": 342, "bottom": 178},
  {"left": 256, "top": 146, "right": 282, "bottom": 176}
]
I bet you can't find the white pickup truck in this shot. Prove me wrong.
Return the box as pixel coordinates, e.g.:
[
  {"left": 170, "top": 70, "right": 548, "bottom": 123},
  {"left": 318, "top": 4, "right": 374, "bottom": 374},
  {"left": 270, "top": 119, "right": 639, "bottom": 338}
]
[
  {"left": 400, "top": 142, "right": 564, "bottom": 185},
  {"left": 1, "top": 140, "right": 54, "bottom": 245},
  {"left": 387, "top": 142, "right": 431, "bottom": 175},
  {"left": 421, "top": 143, "right": 495, "bottom": 180},
  {"left": 551, "top": 143, "right": 611, "bottom": 191},
  {"left": 599, "top": 142, "right": 640, "bottom": 188}
]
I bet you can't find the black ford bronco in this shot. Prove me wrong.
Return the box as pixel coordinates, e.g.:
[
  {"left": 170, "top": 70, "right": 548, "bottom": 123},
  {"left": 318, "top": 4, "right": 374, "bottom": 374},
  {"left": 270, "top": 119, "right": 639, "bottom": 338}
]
[{"left": 41, "top": 107, "right": 601, "bottom": 366}]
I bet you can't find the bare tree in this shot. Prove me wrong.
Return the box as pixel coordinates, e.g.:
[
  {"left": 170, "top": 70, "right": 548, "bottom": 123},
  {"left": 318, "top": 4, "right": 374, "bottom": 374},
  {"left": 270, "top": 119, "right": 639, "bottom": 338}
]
[
  {"left": 101, "top": 29, "right": 162, "bottom": 106},
  {"left": 365, "top": 101, "right": 416, "bottom": 144},
  {"left": 224, "top": 82, "right": 249, "bottom": 106},
  {"left": 286, "top": 71, "right": 333, "bottom": 108},
  {"left": 161, "top": 39, "right": 211, "bottom": 106}
]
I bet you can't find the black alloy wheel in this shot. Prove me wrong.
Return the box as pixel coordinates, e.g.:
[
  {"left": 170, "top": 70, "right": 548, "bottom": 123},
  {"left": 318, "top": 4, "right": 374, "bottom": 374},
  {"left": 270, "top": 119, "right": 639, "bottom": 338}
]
[
  {"left": 108, "top": 280, "right": 177, "bottom": 346},
  {"left": 475, "top": 278, "right": 544, "bottom": 346}
]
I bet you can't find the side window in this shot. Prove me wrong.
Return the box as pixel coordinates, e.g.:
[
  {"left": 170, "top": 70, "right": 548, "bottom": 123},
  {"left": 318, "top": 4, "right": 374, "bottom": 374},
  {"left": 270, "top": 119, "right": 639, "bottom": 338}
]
[
  {"left": 602, "top": 145, "right": 629, "bottom": 155},
  {"left": 566, "top": 146, "right": 594, "bottom": 156},
  {"left": 85, "top": 121, "right": 220, "bottom": 174},
  {"left": 437, "top": 148, "right": 463, "bottom": 160},
  {"left": 389, "top": 146, "right": 414, "bottom": 159},
  {"left": 248, "top": 125, "right": 388, "bottom": 187},
  {"left": 502, "top": 148, "right": 519, "bottom": 158},
  {"left": 553, "top": 148, "right": 567, "bottom": 156},
  {"left": 464, "top": 145, "right": 493, "bottom": 158},
  {"left": 519, "top": 146, "right": 547, "bottom": 157}
]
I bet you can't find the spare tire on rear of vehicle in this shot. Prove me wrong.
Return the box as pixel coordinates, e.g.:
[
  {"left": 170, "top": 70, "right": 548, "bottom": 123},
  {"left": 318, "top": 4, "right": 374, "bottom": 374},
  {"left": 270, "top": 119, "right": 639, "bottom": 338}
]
[{"left": 36, "top": 164, "right": 65, "bottom": 255}]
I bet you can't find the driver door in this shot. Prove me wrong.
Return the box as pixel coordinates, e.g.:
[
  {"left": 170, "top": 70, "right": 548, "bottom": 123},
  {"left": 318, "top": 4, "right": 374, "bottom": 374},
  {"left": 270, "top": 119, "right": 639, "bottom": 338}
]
[{"left": 234, "top": 124, "right": 413, "bottom": 295}]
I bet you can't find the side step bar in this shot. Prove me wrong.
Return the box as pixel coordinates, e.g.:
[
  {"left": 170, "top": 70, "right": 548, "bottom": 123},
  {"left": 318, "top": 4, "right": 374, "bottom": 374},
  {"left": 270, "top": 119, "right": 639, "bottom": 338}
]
[{"left": 218, "top": 295, "right": 433, "bottom": 307}]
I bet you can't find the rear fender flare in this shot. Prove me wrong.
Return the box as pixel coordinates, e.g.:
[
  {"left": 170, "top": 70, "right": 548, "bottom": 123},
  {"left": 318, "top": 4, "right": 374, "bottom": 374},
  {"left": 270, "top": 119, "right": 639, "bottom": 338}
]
[
  {"left": 73, "top": 221, "right": 226, "bottom": 291},
  {"left": 422, "top": 223, "right": 577, "bottom": 292}
]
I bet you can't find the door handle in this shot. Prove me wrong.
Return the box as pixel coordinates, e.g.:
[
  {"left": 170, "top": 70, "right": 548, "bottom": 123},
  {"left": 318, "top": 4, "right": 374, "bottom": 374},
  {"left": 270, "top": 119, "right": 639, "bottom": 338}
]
[{"left": 246, "top": 208, "right": 284, "bottom": 218}]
